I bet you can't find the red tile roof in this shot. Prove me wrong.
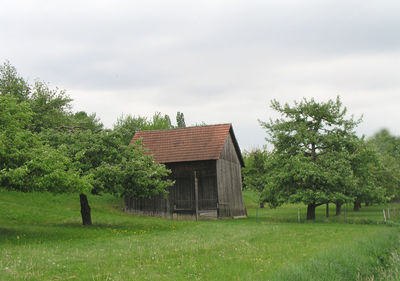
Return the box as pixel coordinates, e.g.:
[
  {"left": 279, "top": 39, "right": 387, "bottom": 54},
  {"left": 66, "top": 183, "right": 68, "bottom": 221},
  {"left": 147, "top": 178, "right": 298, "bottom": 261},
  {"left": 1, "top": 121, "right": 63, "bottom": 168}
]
[{"left": 130, "top": 124, "right": 243, "bottom": 165}]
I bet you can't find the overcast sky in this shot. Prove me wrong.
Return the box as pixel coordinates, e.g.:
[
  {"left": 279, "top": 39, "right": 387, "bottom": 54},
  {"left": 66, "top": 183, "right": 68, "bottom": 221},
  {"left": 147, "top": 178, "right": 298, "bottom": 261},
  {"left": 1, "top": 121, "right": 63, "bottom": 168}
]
[{"left": 1, "top": 0, "right": 400, "bottom": 150}]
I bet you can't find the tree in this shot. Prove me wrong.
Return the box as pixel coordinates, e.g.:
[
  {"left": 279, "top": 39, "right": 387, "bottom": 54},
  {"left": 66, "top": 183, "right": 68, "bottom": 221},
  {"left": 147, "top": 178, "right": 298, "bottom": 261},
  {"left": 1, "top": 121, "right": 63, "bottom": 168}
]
[
  {"left": 242, "top": 148, "right": 270, "bottom": 208},
  {"left": 94, "top": 142, "right": 174, "bottom": 199},
  {"left": 0, "top": 62, "right": 74, "bottom": 134},
  {"left": 0, "top": 61, "right": 30, "bottom": 101},
  {"left": 2, "top": 145, "right": 92, "bottom": 194},
  {"left": 72, "top": 111, "right": 103, "bottom": 132},
  {"left": 150, "top": 112, "right": 173, "bottom": 130},
  {"left": 176, "top": 112, "right": 186, "bottom": 128},
  {"left": 28, "top": 81, "right": 73, "bottom": 133},
  {"left": 348, "top": 138, "right": 387, "bottom": 212},
  {"left": 113, "top": 112, "right": 174, "bottom": 145},
  {"left": 0, "top": 62, "right": 173, "bottom": 226},
  {"left": 259, "top": 96, "right": 361, "bottom": 220},
  {"left": 0, "top": 94, "right": 94, "bottom": 225},
  {"left": 367, "top": 129, "right": 400, "bottom": 200},
  {"left": 40, "top": 127, "right": 174, "bottom": 225}
]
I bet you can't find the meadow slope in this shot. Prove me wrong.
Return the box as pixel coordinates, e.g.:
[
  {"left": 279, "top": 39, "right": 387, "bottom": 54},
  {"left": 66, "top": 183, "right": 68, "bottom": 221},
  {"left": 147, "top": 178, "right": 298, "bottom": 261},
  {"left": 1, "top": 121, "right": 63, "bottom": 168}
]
[{"left": 0, "top": 190, "right": 399, "bottom": 280}]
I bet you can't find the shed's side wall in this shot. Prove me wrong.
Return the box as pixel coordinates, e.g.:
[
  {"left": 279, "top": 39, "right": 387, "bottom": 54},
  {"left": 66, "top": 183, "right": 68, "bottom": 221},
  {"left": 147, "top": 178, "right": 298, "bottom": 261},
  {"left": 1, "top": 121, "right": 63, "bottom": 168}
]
[{"left": 216, "top": 134, "right": 247, "bottom": 218}]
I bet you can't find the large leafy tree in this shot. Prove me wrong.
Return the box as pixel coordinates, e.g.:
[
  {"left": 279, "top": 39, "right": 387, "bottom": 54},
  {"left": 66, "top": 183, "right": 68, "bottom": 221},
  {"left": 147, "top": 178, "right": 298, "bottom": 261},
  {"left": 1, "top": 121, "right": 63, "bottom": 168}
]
[
  {"left": 0, "top": 94, "right": 91, "bottom": 200},
  {"left": 367, "top": 129, "right": 400, "bottom": 200},
  {"left": 1, "top": 62, "right": 174, "bottom": 225},
  {"left": 41, "top": 128, "right": 174, "bottom": 225},
  {"left": 259, "top": 97, "right": 362, "bottom": 220},
  {"left": 344, "top": 137, "right": 387, "bottom": 212}
]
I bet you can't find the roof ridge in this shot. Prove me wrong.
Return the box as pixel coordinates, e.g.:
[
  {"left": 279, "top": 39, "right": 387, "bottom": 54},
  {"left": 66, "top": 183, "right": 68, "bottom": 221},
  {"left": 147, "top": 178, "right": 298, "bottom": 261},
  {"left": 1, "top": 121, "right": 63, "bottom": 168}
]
[{"left": 135, "top": 123, "right": 231, "bottom": 134}]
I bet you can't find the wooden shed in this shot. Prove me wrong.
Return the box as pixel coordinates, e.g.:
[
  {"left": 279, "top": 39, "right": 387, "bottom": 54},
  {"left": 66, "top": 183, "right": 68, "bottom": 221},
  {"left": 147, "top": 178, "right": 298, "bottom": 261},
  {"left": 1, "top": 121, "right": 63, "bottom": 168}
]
[{"left": 124, "top": 124, "right": 247, "bottom": 220}]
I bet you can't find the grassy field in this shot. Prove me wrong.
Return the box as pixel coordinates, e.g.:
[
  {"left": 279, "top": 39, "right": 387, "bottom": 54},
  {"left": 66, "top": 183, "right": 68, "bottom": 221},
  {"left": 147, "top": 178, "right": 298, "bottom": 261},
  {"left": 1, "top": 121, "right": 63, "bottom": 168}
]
[{"left": 1, "top": 190, "right": 399, "bottom": 281}]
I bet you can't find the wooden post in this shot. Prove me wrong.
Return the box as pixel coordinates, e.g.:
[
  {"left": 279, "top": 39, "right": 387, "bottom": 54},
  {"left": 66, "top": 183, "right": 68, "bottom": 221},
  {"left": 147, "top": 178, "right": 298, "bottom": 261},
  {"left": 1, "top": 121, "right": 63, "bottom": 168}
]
[
  {"left": 383, "top": 209, "right": 386, "bottom": 223},
  {"left": 194, "top": 171, "right": 199, "bottom": 221},
  {"left": 326, "top": 203, "right": 329, "bottom": 218},
  {"left": 166, "top": 195, "right": 171, "bottom": 219}
]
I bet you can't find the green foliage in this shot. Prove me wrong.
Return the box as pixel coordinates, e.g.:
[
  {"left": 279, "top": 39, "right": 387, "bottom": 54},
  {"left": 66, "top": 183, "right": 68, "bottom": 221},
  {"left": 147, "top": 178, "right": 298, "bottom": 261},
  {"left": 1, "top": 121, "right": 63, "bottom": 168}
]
[
  {"left": 350, "top": 139, "right": 388, "bottom": 205},
  {"left": 94, "top": 144, "right": 174, "bottom": 198},
  {"left": 40, "top": 129, "right": 114, "bottom": 174},
  {"left": 113, "top": 114, "right": 148, "bottom": 145},
  {"left": 150, "top": 111, "right": 173, "bottom": 130},
  {"left": 368, "top": 129, "right": 400, "bottom": 199},
  {"left": 0, "top": 94, "right": 92, "bottom": 194},
  {"left": 0, "top": 61, "right": 30, "bottom": 101},
  {"left": 0, "top": 62, "right": 76, "bottom": 133},
  {"left": 259, "top": 97, "right": 370, "bottom": 218},
  {"left": 0, "top": 62, "right": 172, "bottom": 205},
  {"left": 72, "top": 111, "right": 103, "bottom": 132},
  {"left": 28, "top": 81, "right": 73, "bottom": 133},
  {"left": 0, "top": 94, "right": 38, "bottom": 171},
  {"left": 261, "top": 96, "right": 360, "bottom": 156},
  {"left": 2, "top": 146, "right": 92, "bottom": 194},
  {"left": 113, "top": 112, "right": 174, "bottom": 145},
  {"left": 176, "top": 111, "right": 186, "bottom": 128},
  {"left": 40, "top": 128, "right": 173, "bottom": 197},
  {"left": 242, "top": 148, "right": 270, "bottom": 204}
]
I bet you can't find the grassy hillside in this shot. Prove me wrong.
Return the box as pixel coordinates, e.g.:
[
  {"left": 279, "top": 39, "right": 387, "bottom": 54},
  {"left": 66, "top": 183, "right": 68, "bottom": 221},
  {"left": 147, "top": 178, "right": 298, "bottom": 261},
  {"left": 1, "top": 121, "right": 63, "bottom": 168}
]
[{"left": 0, "top": 189, "right": 399, "bottom": 280}]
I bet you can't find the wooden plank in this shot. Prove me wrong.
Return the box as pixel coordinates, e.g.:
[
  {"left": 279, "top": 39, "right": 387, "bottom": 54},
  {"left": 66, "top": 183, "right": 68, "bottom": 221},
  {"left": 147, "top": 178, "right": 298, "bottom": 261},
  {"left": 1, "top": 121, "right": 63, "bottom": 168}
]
[
  {"left": 194, "top": 171, "right": 199, "bottom": 221},
  {"left": 216, "top": 157, "right": 247, "bottom": 218}
]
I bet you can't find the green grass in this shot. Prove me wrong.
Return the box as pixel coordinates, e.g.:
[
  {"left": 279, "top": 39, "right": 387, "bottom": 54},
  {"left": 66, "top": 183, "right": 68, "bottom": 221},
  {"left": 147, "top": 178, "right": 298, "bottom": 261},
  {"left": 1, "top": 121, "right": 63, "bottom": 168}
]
[
  {"left": 0, "top": 190, "right": 399, "bottom": 280},
  {"left": 243, "top": 191, "right": 400, "bottom": 224}
]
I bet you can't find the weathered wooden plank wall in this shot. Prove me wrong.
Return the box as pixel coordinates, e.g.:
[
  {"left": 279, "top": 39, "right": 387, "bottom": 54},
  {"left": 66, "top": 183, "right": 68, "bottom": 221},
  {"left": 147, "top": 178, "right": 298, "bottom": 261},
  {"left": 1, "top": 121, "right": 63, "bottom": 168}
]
[
  {"left": 216, "top": 133, "right": 247, "bottom": 218},
  {"left": 124, "top": 160, "right": 219, "bottom": 219},
  {"left": 124, "top": 192, "right": 172, "bottom": 219}
]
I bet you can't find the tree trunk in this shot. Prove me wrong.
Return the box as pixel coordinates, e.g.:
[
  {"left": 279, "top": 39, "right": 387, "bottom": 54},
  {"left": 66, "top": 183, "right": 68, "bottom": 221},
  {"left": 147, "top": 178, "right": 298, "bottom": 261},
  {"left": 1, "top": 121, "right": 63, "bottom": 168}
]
[
  {"left": 365, "top": 202, "right": 369, "bottom": 207},
  {"left": 80, "top": 193, "right": 92, "bottom": 225},
  {"left": 336, "top": 202, "right": 342, "bottom": 216},
  {"left": 353, "top": 201, "right": 361, "bottom": 212},
  {"left": 326, "top": 203, "right": 329, "bottom": 218},
  {"left": 260, "top": 202, "right": 265, "bottom": 209},
  {"left": 307, "top": 203, "right": 316, "bottom": 220}
]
